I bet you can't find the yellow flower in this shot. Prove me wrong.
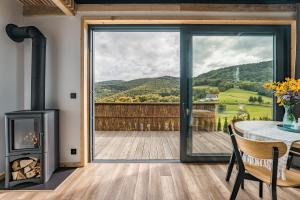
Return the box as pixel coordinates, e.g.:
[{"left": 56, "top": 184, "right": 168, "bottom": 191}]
[
  {"left": 264, "top": 83, "right": 273, "bottom": 89},
  {"left": 264, "top": 77, "right": 300, "bottom": 106}
]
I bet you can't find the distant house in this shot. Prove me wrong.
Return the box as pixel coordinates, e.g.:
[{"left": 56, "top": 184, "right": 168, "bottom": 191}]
[{"left": 205, "top": 93, "right": 219, "bottom": 101}]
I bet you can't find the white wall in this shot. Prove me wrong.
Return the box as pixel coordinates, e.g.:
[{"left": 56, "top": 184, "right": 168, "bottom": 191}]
[
  {"left": 23, "top": 16, "right": 82, "bottom": 163},
  {"left": 22, "top": 10, "right": 296, "bottom": 165},
  {"left": 0, "top": 0, "right": 24, "bottom": 173}
]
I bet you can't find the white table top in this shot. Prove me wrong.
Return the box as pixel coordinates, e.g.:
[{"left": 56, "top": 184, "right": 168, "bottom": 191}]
[{"left": 234, "top": 120, "right": 300, "bottom": 144}]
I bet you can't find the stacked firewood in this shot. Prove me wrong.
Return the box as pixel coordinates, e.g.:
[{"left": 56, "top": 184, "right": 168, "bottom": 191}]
[{"left": 11, "top": 157, "right": 41, "bottom": 181}]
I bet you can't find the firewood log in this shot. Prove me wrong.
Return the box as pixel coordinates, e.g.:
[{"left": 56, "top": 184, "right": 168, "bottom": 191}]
[
  {"left": 25, "top": 170, "right": 37, "bottom": 179},
  {"left": 12, "top": 171, "right": 18, "bottom": 180},
  {"left": 17, "top": 171, "right": 26, "bottom": 180},
  {"left": 35, "top": 166, "right": 41, "bottom": 174},
  {"left": 24, "top": 166, "right": 31, "bottom": 174},
  {"left": 29, "top": 157, "right": 38, "bottom": 161},
  {"left": 20, "top": 159, "right": 33, "bottom": 168},
  {"left": 11, "top": 160, "right": 21, "bottom": 171},
  {"left": 29, "top": 161, "right": 37, "bottom": 169}
]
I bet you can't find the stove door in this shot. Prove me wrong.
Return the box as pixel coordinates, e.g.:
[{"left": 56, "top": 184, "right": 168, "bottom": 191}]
[{"left": 6, "top": 113, "right": 43, "bottom": 154}]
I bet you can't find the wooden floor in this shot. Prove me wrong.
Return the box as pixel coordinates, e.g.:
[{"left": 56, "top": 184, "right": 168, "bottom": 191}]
[
  {"left": 94, "top": 131, "right": 232, "bottom": 160},
  {"left": 1, "top": 163, "right": 300, "bottom": 200}
]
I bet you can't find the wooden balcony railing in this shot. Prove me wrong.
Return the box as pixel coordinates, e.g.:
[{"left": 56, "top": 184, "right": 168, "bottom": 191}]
[{"left": 94, "top": 102, "right": 217, "bottom": 131}]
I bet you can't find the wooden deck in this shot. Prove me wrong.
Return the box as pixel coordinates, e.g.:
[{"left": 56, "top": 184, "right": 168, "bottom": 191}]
[
  {"left": 94, "top": 131, "right": 232, "bottom": 160},
  {"left": 2, "top": 163, "right": 300, "bottom": 200}
]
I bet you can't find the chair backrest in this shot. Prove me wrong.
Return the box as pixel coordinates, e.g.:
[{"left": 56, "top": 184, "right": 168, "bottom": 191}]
[
  {"left": 229, "top": 123, "right": 287, "bottom": 160},
  {"left": 234, "top": 134, "right": 287, "bottom": 159}
]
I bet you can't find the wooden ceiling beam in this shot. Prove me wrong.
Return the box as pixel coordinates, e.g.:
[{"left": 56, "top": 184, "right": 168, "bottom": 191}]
[
  {"left": 18, "top": 0, "right": 76, "bottom": 16},
  {"left": 77, "top": 3, "right": 296, "bottom": 12},
  {"left": 18, "top": 1, "right": 296, "bottom": 16},
  {"left": 50, "top": 0, "right": 76, "bottom": 16},
  {"left": 23, "top": 6, "right": 64, "bottom": 16}
]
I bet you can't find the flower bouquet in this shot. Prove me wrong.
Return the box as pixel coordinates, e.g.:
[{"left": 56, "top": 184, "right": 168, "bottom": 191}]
[{"left": 264, "top": 78, "right": 300, "bottom": 128}]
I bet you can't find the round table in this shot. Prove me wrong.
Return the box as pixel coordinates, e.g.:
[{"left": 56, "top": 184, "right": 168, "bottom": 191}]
[{"left": 234, "top": 120, "right": 300, "bottom": 180}]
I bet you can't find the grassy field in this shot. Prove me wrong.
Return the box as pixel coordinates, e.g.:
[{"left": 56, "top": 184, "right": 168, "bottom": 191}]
[
  {"left": 208, "top": 88, "right": 273, "bottom": 127},
  {"left": 193, "top": 85, "right": 219, "bottom": 90},
  {"left": 219, "top": 88, "right": 272, "bottom": 105}
]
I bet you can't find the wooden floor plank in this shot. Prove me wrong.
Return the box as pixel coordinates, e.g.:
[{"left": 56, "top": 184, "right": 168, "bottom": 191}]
[{"left": 1, "top": 163, "right": 300, "bottom": 199}]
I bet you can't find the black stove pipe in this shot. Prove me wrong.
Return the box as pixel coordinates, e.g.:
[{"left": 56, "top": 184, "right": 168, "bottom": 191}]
[{"left": 6, "top": 24, "right": 46, "bottom": 111}]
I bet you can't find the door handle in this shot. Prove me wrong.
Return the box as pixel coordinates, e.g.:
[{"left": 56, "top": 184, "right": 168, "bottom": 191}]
[
  {"left": 182, "top": 103, "right": 188, "bottom": 117},
  {"left": 182, "top": 103, "right": 193, "bottom": 127},
  {"left": 188, "top": 109, "right": 193, "bottom": 128},
  {"left": 186, "top": 108, "right": 190, "bottom": 116}
]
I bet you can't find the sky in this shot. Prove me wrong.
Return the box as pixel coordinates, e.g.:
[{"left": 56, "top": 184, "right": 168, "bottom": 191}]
[{"left": 94, "top": 32, "right": 273, "bottom": 82}]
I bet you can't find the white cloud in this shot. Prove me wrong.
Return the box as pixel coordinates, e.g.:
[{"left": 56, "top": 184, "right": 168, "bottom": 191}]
[
  {"left": 94, "top": 32, "right": 273, "bottom": 82},
  {"left": 94, "top": 32, "right": 180, "bottom": 82},
  {"left": 192, "top": 36, "right": 273, "bottom": 75}
]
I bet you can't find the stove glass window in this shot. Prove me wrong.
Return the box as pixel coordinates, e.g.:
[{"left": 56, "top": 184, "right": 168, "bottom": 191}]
[{"left": 12, "top": 118, "right": 40, "bottom": 150}]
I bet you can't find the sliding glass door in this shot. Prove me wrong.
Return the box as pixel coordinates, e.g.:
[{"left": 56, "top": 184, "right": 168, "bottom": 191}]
[
  {"left": 90, "top": 26, "right": 181, "bottom": 161},
  {"left": 180, "top": 25, "right": 291, "bottom": 162},
  {"left": 90, "top": 25, "right": 291, "bottom": 163}
]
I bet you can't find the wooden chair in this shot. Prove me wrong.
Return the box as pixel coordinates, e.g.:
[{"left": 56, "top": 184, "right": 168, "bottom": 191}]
[
  {"left": 226, "top": 124, "right": 300, "bottom": 180},
  {"left": 287, "top": 141, "right": 300, "bottom": 169},
  {"left": 225, "top": 122, "right": 242, "bottom": 182},
  {"left": 228, "top": 124, "right": 300, "bottom": 200}
]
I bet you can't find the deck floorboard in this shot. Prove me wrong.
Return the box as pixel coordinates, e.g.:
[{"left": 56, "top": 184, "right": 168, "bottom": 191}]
[{"left": 95, "top": 131, "right": 232, "bottom": 160}]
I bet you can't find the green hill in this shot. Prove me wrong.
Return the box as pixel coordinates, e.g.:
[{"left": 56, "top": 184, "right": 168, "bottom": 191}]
[
  {"left": 95, "top": 76, "right": 179, "bottom": 98},
  {"left": 95, "top": 61, "right": 272, "bottom": 100},
  {"left": 120, "top": 76, "right": 179, "bottom": 97},
  {"left": 193, "top": 61, "right": 272, "bottom": 86}
]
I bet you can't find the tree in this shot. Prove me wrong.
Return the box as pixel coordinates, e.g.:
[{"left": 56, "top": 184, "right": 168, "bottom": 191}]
[
  {"left": 232, "top": 115, "right": 237, "bottom": 122},
  {"left": 217, "top": 118, "right": 222, "bottom": 131},
  {"left": 193, "top": 88, "right": 206, "bottom": 100},
  {"left": 253, "top": 96, "right": 257, "bottom": 103},
  {"left": 248, "top": 96, "right": 254, "bottom": 103},
  {"left": 223, "top": 117, "right": 228, "bottom": 133},
  {"left": 247, "top": 113, "right": 251, "bottom": 120},
  {"left": 257, "top": 96, "right": 263, "bottom": 104},
  {"left": 208, "top": 88, "right": 220, "bottom": 94},
  {"left": 217, "top": 104, "right": 226, "bottom": 113}
]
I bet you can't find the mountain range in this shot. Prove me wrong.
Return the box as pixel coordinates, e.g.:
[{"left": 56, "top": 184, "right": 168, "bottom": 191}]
[{"left": 95, "top": 60, "right": 272, "bottom": 98}]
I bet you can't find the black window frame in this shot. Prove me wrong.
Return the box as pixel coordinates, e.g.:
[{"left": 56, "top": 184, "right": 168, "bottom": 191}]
[
  {"left": 180, "top": 25, "right": 291, "bottom": 162},
  {"left": 89, "top": 24, "right": 291, "bottom": 163}
]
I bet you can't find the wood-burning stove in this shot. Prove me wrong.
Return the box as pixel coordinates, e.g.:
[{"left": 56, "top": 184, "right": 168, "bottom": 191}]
[
  {"left": 5, "top": 110, "right": 59, "bottom": 188},
  {"left": 4, "top": 24, "right": 59, "bottom": 188}
]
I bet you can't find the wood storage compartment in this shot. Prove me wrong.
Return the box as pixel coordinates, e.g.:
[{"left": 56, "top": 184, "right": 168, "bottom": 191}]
[{"left": 10, "top": 157, "right": 41, "bottom": 181}]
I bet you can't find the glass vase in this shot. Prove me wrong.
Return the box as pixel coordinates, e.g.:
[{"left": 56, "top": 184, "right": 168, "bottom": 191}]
[{"left": 283, "top": 104, "right": 296, "bottom": 128}]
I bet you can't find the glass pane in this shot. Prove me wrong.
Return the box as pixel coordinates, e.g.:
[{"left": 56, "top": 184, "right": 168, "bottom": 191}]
[
  {"left": 192, "top": 35, "right": 273, "bottom": 154},
  {"left": 93, "top": 31, "right": 180, "bottom": 160},
  {"left": 13, "top": 118, "right": 40, "bottom": 150}
]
